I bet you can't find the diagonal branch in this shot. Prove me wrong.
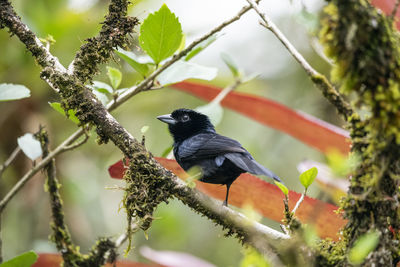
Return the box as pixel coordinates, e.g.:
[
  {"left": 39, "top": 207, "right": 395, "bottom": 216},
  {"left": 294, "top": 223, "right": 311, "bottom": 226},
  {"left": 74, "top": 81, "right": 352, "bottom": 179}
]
[
  {"left": 106, "top": 2, "right": 257, "bottom": 111},
  {"left": 391, "top": 0, "right": 400, "bottom": 18},
  {"left": 0, "top": 130, "right": 84, "bottom": 213},
  {"left": 245, "top": 0, "right": 355, "bottom": 121},
  {"left": 0, "top": 214, "right": 2, "bottom": 263},
  {"left": 0, "top": 146, "right": 20, "bottom": 179},
  {"left": 0, "top": 0, "right": 65, "bottom": 71}
]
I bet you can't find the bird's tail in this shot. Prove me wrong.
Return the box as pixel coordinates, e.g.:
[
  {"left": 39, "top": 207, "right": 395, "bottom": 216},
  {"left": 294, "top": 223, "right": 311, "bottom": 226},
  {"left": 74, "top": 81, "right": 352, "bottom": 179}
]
[
  {"left": 250, "top": 160, "right": 283, "bottom": 183},
  {"left": 224, "top": 153, "right": 283, "bottom": 183}
]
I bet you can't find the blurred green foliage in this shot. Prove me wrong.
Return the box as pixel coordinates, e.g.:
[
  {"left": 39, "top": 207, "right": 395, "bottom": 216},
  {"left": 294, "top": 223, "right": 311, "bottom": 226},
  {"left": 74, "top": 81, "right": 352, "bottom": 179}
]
[{"left": 0, "top": 0, "right": 339, "bottom": 266}]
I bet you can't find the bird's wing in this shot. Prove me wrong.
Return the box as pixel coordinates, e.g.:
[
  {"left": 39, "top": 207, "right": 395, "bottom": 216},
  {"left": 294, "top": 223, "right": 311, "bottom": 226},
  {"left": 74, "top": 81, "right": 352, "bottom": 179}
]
[
  {"left": 224, "top": 153, "right": 282, "bottom": 182},
  {"left": 178, "top": 133, "right": 282, "bottom": 183},
  {"left": 178, "top": 133, "right": 246, "bottom": 160}
]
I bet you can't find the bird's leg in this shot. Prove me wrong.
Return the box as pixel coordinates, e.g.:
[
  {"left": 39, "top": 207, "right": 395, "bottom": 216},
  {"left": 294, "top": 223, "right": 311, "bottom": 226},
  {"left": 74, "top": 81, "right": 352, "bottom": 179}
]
[{"left": 223, "top": 183, "right": 232, "bottom": 206}]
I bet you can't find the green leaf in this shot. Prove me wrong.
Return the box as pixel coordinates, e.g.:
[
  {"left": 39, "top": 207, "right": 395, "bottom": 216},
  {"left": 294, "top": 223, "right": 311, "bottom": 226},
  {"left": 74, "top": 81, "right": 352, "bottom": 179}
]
[
  {"left": 0, "top": 83, "right": 31, "bottom": 101},
  {"left": 141, "top": 125, "right": 149, "bottom": 134},
  {"left": 221, "top": 52, "right": 240, "bottom": 77},
  {"left": 299, "top": 167, "right": 318, "bottom": 189},
  {"left": 275, "top": 181, "right": 288, "bottom": 196},
  {"left": 17, "top": 133, "right": 43, "bottom": 161},
  {"left": 139, "top": 4, "right": 183, "bottom": 64},
  {"left": 326, "top": 149, "right": 357, "bottom": 177},
  {"left": 161, "top": 146, "right": 173, "bottom": 157},
  {"left": 92, "top": 90, "right": 109, "bottom": 105},
  {"left": 178, "top": 34, "right": 186, "bottom": 52},
  {"left": 240, "top": 247, "right": 270, "bottom": 267},
  {"left": 0, "top": 251, "right": 38, "bottom": 267},
  {"left": 185, "top": 35, "right": 217, "bottom": 61},
  {"left": 195, "top": 102, "right": 223, "bottom": 126},
  {"left": 106, "top": 66, "right": 122, "bottom": 89},
  {"left": 302, "top": 224, "right": 319, "bottom": 248},
  {"left": 296, "top": 8, "right": 319, "bottom": 33},
  {"left": 92, "top": 81, "right": 113, "bottom": 94},
  {"left": 157, "top": 60, "right": 217, "bottom": 86},
  {"left": 185, "top": 166, "right": 201, "bottom": 189},
  {"left": 116, "top": 49, "right": 152, "bottom": 77},
  {"left": 49, "top": 102, "right": 80, "bottom": 124},
  {"left": 348, "top": 231, "right": 380, "bottom": 265}
]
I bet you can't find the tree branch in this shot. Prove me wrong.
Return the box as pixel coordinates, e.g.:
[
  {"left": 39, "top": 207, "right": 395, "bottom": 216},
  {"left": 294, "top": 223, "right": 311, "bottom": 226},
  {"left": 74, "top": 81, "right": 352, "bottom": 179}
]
[
  {"left": 39, "top": 129, "right": 77, "bottom": 262},
  {"left": 39, "top": 128, "right": 117, "bottom": 266},
  {"left": 68, "top": 0, "right": 138, "bottom": 83},
  {"left": 0, "top": 130, "right": 84, "bottom": 213},
  {"left": 0, "top": 0, "right": 65, "bottom": 91},
  {"left": 211, "top": 78, "right": 242, "bottom": 105},
  {"left": 0, "top": 213, "right": 2, "bottom": 264},
  {"left": 391, "top": 0, "right": 400, "bottom": 18},
  {"left": 245, "top": 0, "right": 355, "bottom": 121},
  {"left": 106, "top": 2, "right": 257, "bottom": 111},
  {"left": 0, "top": 146, "right": 20, "bottom": 179}
]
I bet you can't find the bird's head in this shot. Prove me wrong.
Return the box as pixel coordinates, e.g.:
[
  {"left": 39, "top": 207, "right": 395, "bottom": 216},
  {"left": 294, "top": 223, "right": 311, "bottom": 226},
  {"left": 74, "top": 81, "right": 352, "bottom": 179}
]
[{"left": 157, "top": 108, "right": 215, "bottom": 142}]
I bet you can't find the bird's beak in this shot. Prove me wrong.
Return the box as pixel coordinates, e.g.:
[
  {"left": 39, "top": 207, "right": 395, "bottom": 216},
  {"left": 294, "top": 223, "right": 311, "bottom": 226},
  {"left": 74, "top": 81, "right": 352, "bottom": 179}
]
[{"left": 157, "top": 114, "right": 176, "bottom": 125}]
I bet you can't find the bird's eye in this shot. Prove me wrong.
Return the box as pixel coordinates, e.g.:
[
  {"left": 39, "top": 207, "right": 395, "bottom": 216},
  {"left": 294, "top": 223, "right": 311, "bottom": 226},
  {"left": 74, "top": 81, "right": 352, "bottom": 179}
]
[{"left": 181, "top": 114, "right": 190, "bottom": 122}]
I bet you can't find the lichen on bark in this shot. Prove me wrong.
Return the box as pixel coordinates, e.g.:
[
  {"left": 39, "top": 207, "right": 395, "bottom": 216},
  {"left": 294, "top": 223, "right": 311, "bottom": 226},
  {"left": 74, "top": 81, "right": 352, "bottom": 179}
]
[{"left": 318, "top": 0, "right": 400, "bottom": 265}]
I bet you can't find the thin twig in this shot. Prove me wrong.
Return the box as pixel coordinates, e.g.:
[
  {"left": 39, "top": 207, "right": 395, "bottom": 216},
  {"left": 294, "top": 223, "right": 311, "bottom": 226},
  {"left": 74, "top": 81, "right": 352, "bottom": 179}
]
[
  {"left": 0, "top": 147, "right": 21, "bottom": 179},
  {"left": 246, "top": 0, "right": 315, "bottom": 76},
  {"left": 106, "top": 3, "right": 255, "bottom": 111},
  {"left": 211, "top": 78, "right": 242, "bottom": 105},
  {"left": 292, "top": 189, "right": 307, "bottom": 215},
  {"left": 115, "top": 222, "right": 141, "bottom": 248},
  {"left": 62, "top": 132, "right": 89, "bottom": 152},
  {"left": 245, "top": 0, "right": 355, "bottom": 121},
  {"left": 0, "top": 214, "right": 2, "bottom": 264},
  {"left": 0, "top": 129, "right": 84, "bottom": 213},
  {"left": 391, "top": 0, "right": 400, "bottom": 18}
]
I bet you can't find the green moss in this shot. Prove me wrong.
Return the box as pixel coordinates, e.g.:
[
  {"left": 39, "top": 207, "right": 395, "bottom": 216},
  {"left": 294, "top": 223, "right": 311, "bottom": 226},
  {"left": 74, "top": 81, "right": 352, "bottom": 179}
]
[
  {"left": 315, "top": 239, "right": 346, "bottom": 266},
  {"left": 72, "top": 0, "right": 139, "bottom": 83},
  {"left": 318, "top": 0, "right": 400, "bottom": 265},
  {"left": 311, "top": 74, "right": 354, "bottom": 120},
  {"left": 122, "top": 153, "right": 173, "bottom": 252}
]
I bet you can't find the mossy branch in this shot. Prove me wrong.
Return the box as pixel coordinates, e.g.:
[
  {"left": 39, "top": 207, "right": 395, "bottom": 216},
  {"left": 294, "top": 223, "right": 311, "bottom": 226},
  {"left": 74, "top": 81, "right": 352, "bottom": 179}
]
[
  {"left": 0, "top": 1, "right": 65, "bottom": 72},
  {"left": 39, "top": 128, "right": 118, "bottom": 266},
  {"left": 317, "top": 0, "right": 400, "bottom": 265},
  {"left": 38, "top": 128, "right": 78, "bottom": 264},
  {"left": 0, "top": 213, "right": 2, "bottom": 264},
  {"left": 69, "top": 0, "right": 138, "bottom": 82}
]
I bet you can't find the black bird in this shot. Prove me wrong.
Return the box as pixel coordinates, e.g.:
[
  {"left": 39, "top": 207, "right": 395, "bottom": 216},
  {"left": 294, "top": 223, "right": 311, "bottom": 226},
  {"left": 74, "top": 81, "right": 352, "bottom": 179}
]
[{"left": 157, "top": 108, "right": 282, "bottom": 206}]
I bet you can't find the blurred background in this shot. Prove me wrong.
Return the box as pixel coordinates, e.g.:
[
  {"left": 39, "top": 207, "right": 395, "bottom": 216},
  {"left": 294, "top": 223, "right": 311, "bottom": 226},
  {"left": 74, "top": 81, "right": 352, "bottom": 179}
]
[{"left": 0, "top": 0, "right": 341, "bottom": 266}]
